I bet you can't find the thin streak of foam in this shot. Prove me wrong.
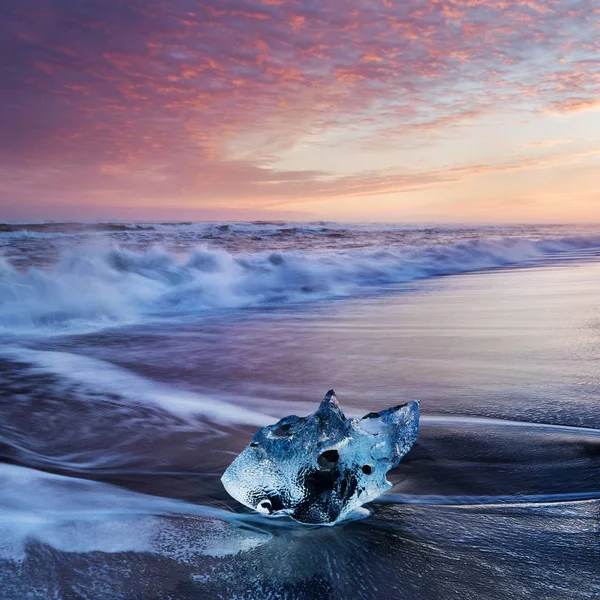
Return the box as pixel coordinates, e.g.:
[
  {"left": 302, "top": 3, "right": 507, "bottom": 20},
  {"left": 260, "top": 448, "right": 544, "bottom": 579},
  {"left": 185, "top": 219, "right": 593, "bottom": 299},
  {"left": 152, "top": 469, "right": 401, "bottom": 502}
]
[
  {"left": 0, "top": 463, "right": 227, "bottom": 522},
  {"left": 421, "top": 415, "right": 600, "bottom": 437},
  {"left": 2, "top": 347, "right": 273, "bottom": 426},
  {"left": 378, "top": 491, "right": 600, "bottom": 507}
]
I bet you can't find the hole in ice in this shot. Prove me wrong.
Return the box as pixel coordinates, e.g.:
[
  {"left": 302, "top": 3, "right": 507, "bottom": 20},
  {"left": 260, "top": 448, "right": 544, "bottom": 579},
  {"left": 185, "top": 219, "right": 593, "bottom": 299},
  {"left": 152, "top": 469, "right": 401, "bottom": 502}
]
[
  {"left": 273, "top": 423, "right": 293, "bottom": 437},
  {"left": 258, "top": 499, "right": 272, "bottom": 513},
  {"left": 267, "top": 492, "right": 284, "bottom": 511},
  {"left": 362, "top": 465, "right": 372, "bottom": 475},
  {"left": 318, "top": 449, "right": 339, "bottom": 470}
]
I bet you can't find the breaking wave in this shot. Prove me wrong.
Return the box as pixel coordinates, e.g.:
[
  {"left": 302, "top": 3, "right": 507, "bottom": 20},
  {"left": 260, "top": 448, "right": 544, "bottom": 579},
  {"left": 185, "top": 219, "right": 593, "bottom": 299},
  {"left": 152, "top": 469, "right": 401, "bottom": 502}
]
[{"left": 1, "top": 235, "right": 600, "bottom": 333}]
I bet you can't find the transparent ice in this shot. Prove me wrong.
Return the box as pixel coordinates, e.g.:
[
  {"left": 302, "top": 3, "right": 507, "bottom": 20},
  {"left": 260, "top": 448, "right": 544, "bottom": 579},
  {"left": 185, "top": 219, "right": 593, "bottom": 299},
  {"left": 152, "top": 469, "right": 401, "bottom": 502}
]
[{"left": 221, "top": 390, "right": 420, "bottom": 525}]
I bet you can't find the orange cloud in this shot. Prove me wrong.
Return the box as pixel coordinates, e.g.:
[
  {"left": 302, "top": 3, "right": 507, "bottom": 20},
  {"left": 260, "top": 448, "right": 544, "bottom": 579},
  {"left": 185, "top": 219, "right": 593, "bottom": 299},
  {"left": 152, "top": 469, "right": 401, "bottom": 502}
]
[{"left": 547, "top": 98, "right": 600, "bottom": 113}]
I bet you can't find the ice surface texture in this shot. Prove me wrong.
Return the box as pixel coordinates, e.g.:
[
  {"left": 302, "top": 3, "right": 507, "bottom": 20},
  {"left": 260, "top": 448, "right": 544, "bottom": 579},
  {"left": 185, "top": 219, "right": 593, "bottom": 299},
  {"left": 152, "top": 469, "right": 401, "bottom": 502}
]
[{"left": 221, "top": 390, "right": 420, "bottom": 525}]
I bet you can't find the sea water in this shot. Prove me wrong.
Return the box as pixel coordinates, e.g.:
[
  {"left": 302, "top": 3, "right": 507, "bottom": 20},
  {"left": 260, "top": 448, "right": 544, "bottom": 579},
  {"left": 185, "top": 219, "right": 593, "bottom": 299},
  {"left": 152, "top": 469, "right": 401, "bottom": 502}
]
[{"left": 0, "top": 222, "right": 599, "bottom": 599}]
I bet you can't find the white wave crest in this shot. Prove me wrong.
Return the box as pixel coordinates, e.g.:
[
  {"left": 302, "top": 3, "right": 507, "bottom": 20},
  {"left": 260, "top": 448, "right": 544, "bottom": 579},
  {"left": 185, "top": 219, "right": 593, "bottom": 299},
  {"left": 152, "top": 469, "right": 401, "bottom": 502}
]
[{"left": 1, "top": 235, "right": 599, "bottom": 333}]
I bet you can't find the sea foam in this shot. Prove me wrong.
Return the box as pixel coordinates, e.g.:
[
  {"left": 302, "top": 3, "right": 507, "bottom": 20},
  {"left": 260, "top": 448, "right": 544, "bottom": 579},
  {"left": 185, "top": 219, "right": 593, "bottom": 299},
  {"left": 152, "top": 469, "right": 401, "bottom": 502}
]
[
  {"left": 0, "top": 463, "right": 269, "bottom": 563},
  {"left": 1, "top": 234, "right": 599, "bottom": 333}
]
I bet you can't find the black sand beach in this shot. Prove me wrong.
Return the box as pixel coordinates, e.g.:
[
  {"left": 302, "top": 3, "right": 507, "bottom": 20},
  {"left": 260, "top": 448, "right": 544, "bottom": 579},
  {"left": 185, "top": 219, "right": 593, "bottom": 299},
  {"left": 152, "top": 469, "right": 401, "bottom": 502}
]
[{"left": 1, "top": 227, "right": 599, "bottom": 598}]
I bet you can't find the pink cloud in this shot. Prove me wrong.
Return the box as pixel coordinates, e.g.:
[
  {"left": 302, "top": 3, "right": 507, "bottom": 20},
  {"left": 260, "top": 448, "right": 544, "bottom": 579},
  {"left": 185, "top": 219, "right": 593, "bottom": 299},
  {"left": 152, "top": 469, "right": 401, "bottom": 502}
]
[
  {"left": 546, "top": 97, "right": 600, "bottom": 113},
  {"left": 0, "top": 0, "right": 598, "bottom": 216}
]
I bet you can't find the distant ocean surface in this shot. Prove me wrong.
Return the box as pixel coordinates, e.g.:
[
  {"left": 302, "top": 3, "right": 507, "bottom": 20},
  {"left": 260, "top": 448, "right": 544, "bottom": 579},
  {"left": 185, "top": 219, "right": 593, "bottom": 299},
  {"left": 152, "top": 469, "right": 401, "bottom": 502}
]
[
  {"left": 2, "top": 221, "right": 600, "bottom": 333},
  {"left": 1, "top": 222, "right": 599, "bottom": 599}
]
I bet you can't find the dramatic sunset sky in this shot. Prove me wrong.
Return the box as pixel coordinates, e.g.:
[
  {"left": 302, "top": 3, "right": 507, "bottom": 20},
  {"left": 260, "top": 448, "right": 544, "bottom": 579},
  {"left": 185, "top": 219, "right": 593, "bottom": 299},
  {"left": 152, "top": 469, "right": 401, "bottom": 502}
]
[{"left": 1, "top": 0, "right": 599, "bottom": 222}]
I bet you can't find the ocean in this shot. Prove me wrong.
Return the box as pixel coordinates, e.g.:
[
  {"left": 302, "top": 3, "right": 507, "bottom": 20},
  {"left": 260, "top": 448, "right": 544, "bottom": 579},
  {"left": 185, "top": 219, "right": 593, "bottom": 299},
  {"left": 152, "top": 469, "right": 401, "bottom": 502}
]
[{"left": 0, "top": 222, "right": 599, "bottom": 599}]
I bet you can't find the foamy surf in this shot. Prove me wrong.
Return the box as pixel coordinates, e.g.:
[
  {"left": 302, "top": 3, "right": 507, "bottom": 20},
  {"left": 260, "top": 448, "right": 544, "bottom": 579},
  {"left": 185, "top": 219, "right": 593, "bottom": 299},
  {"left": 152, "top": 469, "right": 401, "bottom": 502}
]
[
  {"left": 0, "top": 463, "right": 270, "bottom": 563},
  {"left": 2, "top": 232, "right": 600, "bottom": 334}
]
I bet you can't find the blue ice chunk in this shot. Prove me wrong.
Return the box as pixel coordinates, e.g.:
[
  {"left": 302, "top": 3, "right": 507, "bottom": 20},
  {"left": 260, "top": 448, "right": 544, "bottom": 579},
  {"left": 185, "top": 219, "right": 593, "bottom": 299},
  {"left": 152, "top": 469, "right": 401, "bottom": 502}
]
[{"left": 221, "top": 390, "right": 419, "bottom": 525}]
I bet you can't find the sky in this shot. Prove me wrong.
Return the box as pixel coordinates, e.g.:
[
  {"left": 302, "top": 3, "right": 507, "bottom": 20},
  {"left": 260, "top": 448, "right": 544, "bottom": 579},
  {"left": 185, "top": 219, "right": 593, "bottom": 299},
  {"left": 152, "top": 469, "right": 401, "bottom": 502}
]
[{"left": 0, "top": 0, "right": 599, "bottom": 223}]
